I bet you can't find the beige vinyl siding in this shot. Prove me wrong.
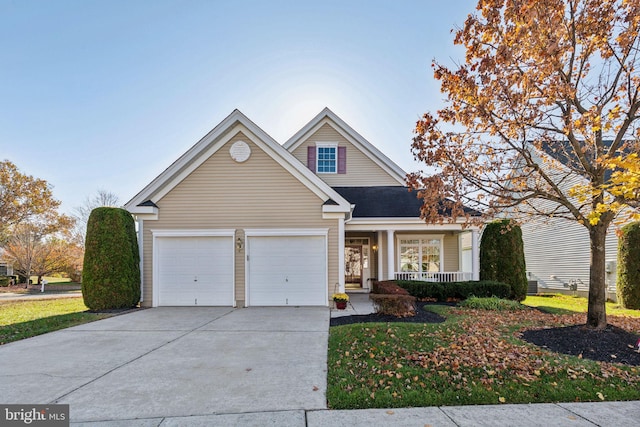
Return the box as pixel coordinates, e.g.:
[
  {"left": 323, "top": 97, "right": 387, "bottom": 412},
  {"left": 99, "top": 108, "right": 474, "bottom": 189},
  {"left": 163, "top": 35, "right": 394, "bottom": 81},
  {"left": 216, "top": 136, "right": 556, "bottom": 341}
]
[
  {"left": 290, "top": 123, "right": 401, "bottom": 186},
  {"left": 443, "top": 233, "right": 459, "bottom": 271},
  {"left": 141, "top": 131, "right": 339, "bottom": 307}
]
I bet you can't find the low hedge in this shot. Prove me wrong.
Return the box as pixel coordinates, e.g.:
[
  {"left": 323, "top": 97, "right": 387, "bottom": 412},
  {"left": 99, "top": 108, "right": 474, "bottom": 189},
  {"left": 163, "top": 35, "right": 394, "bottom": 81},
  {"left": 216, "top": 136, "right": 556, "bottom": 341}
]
[{"left": 396, "top": 280, "right": 512, "bottom": 301}]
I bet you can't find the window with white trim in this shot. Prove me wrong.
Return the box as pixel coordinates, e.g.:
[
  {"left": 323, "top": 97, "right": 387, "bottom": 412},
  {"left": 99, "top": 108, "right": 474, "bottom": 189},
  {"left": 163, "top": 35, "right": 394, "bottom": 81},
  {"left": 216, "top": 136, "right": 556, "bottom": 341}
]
[
  {"left": 399, "top": 237, "right": 441, "bottom": 272},
  {"left": 317, "top": 144, "right": 337, "bottom": 173}
]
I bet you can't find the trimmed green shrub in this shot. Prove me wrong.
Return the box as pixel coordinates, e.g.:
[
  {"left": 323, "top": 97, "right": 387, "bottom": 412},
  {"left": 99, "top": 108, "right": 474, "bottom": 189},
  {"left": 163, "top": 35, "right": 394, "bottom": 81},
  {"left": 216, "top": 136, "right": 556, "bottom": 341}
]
[
  {"left": 397, "top": 280, "right": 446, "bottom": 300},
  {"left": 0, "top": 276, "right": 9, "bottom": 286},
  {"left": 480, "top": 219, "right": 528, "bottom": 301},
  {"left": 82, "top": 207, "right": 140, "bottom": 310},
  {"left": 617, "top": 221, "right": 640, "bottom": 309},
  {"left": 459, "top": 296, "right": 526, "bottom": 311},
  {"left": 397, "top": 280, "right": 511, "bottom": 301}
]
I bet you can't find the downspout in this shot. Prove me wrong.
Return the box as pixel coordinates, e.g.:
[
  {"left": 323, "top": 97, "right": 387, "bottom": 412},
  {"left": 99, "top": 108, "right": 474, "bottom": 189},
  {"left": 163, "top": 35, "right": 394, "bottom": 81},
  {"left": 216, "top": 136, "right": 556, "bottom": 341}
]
[{"left": 137, "top": 216, "right": 144, "bottom": 303}]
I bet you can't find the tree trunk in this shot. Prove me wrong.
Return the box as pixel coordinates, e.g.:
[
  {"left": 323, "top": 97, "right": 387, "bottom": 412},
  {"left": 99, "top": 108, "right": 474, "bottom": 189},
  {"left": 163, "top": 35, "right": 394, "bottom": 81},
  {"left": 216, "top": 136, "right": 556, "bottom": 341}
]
[{"left": 586, "top": 225, "right": 607, "bottom": 329}]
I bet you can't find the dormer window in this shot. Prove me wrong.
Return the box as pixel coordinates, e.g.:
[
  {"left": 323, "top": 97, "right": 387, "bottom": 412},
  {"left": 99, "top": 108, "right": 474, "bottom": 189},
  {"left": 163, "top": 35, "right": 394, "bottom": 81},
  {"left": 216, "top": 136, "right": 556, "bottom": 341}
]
[
  {"left": 307, "top": 143, "right": 346, "bottom": 174},
  {"left": 317, "top": 144, "right": 337, "bottom": 173}
]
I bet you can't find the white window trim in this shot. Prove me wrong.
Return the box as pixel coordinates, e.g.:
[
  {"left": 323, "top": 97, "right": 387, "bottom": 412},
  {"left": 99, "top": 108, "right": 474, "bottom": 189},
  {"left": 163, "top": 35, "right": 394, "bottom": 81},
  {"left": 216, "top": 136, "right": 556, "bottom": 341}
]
[
  {"left": 396, "top": 234, "right": 445, "bottom": 273},
  {"left": 315, "top": 142, "right": 338, "bottom": 174}
]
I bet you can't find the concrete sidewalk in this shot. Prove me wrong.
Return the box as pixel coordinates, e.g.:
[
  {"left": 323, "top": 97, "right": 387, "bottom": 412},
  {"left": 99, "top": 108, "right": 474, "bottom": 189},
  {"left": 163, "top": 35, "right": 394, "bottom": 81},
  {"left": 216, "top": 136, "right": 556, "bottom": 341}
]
[
  {"left": 330, "top": 292, "right": 375, "bottom": 317},
  {"left": 68, "top": 401, "right": 640, "bottom": 426},
  {"left": 0, "top": 290, "right": 82, "bottom": 301}
]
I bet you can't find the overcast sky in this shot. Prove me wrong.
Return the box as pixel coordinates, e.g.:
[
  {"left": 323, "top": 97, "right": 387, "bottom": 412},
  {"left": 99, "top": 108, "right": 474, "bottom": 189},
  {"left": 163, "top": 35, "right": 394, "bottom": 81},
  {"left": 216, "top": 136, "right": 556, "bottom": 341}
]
[{"left": 0, "top": 0, "right": 475, "bottom": 214}]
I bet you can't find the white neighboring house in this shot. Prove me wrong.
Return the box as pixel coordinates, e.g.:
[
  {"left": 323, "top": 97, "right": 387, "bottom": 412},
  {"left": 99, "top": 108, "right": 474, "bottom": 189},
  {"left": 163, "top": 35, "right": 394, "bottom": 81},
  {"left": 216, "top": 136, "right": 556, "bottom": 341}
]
[
  {"left": 516, "top": 147, "right": 636, "bottom": 301},
  {"left": 521, "top": 213, "right": 621, "bottom": 300}
]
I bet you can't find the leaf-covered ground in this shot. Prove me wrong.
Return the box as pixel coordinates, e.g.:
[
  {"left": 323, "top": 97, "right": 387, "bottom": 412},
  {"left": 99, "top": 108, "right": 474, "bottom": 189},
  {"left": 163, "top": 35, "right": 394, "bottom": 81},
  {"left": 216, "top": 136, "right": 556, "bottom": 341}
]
[{"left": 327, "top": 304, "right": 640, "bottom": 408}]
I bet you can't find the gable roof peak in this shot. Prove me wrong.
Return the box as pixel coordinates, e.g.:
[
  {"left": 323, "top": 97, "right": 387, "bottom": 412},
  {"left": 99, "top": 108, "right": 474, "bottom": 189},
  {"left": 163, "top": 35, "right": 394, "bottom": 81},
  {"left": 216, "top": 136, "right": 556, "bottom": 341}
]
[
  {"left": 124, "top": 109, "right": 351, "bottom": 214},
  {"left": 283, "top": 108, "right": 407, "bottom": 184}
]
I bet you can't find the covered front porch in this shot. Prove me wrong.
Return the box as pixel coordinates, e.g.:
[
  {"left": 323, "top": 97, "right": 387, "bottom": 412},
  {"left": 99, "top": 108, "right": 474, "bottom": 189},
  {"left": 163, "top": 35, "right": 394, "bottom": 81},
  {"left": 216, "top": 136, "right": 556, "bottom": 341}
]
[{"left": 340, "top": 219, "right": 480, "bottom": 293}]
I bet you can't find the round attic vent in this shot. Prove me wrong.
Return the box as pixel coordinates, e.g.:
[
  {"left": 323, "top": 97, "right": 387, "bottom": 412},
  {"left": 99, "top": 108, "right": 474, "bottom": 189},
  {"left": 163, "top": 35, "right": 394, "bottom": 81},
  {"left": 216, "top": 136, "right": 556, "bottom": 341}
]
[{"left": 229, "top": 141, "right": 251, "bottom": 163}]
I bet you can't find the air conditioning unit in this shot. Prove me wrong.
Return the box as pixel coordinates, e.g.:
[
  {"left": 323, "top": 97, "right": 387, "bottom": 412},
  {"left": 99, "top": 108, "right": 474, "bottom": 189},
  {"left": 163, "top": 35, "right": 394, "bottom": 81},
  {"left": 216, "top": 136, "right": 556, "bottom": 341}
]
[{"left": 605, "top": 260, "right": 616, "bottom": 274}]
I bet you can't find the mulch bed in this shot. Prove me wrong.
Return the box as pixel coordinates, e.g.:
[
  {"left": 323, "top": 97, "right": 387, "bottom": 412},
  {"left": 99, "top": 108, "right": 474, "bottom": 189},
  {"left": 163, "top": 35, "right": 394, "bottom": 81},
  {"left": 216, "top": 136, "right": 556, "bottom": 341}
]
[
  {"left": 331, "top": 302, "right": 640, "bottom": 366},
  {"left": 330, "top": 301, "right": 446, "bottom": 326},
  {"left": 521, "top": 324, "right": 640, "bottom": 366}
]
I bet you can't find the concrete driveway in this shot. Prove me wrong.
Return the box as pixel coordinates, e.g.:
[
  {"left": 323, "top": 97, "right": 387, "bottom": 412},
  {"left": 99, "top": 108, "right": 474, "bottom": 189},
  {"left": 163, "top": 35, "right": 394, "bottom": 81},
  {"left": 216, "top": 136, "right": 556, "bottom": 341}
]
[{"left": 0, "top": 307, "right": 329, "bottom": 423}]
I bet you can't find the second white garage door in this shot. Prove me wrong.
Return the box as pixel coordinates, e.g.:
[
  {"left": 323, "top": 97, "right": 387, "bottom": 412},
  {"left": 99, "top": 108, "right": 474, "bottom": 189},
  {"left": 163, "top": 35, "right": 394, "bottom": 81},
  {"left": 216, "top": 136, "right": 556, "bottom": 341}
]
[
  {"left": 156, "top": 236, "right": 234, "bottom": 306},
  {"left": 246, "top": 234, "right": 327, "bottom": 306}
]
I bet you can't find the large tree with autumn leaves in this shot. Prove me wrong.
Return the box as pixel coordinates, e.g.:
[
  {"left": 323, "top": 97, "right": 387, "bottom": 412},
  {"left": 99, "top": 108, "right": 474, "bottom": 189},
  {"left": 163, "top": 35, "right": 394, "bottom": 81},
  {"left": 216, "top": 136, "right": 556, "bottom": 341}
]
[
  {"left": 1, "top": 160, "right": 76, "bottom": 284},
  {"left": 0, "top": 160, "right": 61, "bottom": 236},
  {"left": 409, "top": 0, "right": 640, "bottom": 329}
]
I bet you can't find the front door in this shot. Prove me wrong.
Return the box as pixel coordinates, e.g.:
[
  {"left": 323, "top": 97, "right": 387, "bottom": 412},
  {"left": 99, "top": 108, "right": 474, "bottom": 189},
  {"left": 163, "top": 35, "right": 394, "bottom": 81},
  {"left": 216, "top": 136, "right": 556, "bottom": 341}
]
[{"left": 345, "top": 245, "right": 363, "bottom": 289}]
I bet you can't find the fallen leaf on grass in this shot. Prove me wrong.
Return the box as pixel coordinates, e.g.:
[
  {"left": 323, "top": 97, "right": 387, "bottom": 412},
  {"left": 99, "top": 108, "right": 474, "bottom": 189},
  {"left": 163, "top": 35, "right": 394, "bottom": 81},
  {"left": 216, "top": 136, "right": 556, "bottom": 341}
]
[
  {"left": 597, "top": 392, "right": 605, "bottom": 400},
  {"left": 498, "top": 396, "right": 506, "bottom": 403}
]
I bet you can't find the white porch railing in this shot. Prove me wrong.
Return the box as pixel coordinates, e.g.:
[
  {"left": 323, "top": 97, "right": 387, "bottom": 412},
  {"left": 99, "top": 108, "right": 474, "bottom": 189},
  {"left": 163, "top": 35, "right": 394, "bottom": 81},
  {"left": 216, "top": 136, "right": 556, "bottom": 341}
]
[{"left": 394, "top": 271, "right": 473, "bottom": 282}]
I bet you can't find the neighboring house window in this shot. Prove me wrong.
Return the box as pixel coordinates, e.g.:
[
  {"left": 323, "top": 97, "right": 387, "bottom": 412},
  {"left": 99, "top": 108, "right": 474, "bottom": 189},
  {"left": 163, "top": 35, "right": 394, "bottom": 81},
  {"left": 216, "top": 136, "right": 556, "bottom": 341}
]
[
  {"left": 307, "top": 144, "right": 346, "bottom": 174},
  {"left": 399, "top": 237, "right": 442, "bottom": 272}
]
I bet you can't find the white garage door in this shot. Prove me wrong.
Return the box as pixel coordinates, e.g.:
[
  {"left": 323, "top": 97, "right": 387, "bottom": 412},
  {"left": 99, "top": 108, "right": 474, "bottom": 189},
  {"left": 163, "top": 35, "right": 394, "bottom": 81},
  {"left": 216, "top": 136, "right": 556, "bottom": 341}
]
[
  {"left": 156, "top": 236, "right": 234, "bottom": 306},
  {"left": 247, "top": 235, "right": 327, "bottom": 306}
]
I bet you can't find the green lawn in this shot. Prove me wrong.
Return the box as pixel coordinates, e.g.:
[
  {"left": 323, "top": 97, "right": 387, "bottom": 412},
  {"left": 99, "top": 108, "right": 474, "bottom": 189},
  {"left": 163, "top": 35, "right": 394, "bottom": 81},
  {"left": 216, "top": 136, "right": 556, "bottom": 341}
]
[
  {"left": 523, "top": 294, "right": 640, "bottom": 317},
  {"left": 327, "top": 301, "right": 640, "bottom": 409},
  {"left": 0, "top": 298, "right": 112, "bottom": 345}
]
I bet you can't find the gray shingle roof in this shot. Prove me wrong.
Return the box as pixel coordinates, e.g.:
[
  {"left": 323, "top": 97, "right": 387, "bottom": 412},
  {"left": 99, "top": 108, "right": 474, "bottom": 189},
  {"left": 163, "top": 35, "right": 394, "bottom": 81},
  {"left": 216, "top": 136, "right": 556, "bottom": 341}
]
[{"left": 332, "top": 186, "right": 480, "bottom": 218}]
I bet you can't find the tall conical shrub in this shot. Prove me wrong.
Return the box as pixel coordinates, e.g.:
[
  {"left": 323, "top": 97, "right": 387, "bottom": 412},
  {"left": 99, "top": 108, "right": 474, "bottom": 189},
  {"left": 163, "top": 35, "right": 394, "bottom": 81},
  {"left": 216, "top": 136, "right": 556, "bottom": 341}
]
[
  {"left": 82, "top": 207, "right": 140, "bottom": 310},
  {"left": 617, "top": 221, "right": 640, "bottom": 309},
  {"left": 480, "top": 219, "right": 528, "bottom": 301}
]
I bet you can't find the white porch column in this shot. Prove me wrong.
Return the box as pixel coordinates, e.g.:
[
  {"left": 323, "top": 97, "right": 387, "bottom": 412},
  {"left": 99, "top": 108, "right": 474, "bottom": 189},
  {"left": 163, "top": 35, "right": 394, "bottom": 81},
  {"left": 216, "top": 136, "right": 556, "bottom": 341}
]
[
  {"left": 338, "top": 217, "right": 345, "bottom": 293},
  {"left": 471, "top": 229, "right": 480, "bottom": 281},
  {"left": 377, "top": 231, "right": 383, "bottom": 281},
  {"left": 387, "top": 229, "right": 395, "bottom": 280}
]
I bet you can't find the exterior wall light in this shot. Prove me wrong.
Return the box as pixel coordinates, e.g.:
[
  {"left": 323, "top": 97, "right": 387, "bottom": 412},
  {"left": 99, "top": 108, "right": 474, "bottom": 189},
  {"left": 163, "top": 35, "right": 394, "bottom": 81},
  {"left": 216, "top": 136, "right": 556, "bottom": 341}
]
[{"left": 236, "top": 237, "right": 244, "bottom": 251}]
